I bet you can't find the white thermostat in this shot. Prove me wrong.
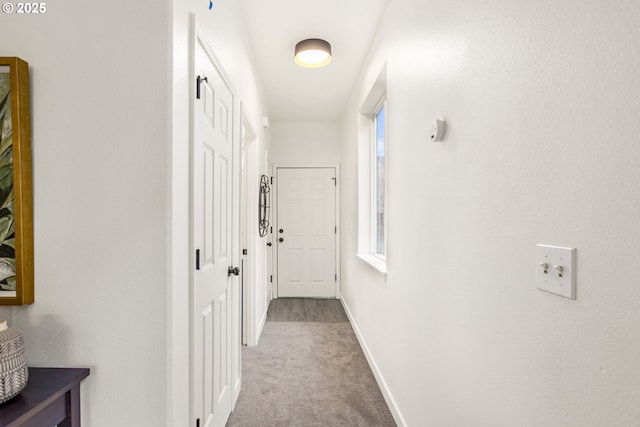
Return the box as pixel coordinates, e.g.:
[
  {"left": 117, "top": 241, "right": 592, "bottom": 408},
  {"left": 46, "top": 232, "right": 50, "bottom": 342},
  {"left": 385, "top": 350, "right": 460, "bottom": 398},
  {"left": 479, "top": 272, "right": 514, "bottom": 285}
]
[{"left": 429, "top": 118, "right": 446, "bottom": 142}]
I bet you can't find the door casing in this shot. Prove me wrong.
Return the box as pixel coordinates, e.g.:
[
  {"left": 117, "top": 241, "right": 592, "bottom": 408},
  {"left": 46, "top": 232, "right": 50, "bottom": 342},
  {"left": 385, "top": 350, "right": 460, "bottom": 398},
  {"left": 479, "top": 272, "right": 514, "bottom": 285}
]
[{"left": 241, "top": 105, "right": 268, "bottom": 347}]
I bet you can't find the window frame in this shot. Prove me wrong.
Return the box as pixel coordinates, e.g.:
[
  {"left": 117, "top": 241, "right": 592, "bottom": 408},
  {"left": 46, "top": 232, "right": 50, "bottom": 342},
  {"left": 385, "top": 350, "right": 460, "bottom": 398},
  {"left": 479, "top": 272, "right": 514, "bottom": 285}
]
[{"left": 356, "top": 65, "right": 388, "bottom": 276}]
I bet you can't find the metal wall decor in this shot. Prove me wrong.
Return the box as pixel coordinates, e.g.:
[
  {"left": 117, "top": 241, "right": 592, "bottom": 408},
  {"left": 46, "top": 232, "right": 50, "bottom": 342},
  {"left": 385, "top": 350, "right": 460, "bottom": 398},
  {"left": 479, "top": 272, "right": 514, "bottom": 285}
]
[{"left": 258, "top": 175, "right": 270, "bottom": 237}]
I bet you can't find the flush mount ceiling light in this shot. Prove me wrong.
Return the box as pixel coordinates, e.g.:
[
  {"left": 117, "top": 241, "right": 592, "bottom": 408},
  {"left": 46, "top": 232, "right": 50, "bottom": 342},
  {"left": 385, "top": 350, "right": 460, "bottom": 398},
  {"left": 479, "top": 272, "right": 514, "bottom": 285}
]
[{"left": 294, "top": 38, "right": 332, "bottom": 68}]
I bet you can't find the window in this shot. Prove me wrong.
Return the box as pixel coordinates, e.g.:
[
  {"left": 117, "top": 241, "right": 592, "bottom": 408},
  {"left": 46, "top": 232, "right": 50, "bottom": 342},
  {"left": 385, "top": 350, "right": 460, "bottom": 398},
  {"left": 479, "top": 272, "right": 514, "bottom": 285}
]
[
  {"left": 373, "top": 103, "right": 386, "bottom": 257},
  {"left": 357, "top": 65, "right": 387, "bottom": 274}
]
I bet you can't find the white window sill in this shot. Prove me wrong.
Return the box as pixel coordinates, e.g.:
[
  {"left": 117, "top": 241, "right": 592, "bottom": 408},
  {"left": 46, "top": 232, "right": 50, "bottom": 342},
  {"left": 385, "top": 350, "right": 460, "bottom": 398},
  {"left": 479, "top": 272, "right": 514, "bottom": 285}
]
[{"left": 356, "top": 253, "right": 387, "bottom": 276}]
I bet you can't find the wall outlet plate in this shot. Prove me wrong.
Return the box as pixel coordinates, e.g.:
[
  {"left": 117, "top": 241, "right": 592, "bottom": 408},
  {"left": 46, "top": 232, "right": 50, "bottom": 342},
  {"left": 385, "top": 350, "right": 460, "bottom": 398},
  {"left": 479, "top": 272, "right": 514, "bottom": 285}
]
[{"left": 536, "top": 244, "right": 576, "bottom": 299}]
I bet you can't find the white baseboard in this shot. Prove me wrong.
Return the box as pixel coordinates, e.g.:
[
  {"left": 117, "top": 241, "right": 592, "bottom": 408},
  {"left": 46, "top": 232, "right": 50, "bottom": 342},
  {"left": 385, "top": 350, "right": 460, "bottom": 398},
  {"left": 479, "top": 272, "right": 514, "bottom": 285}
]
[
  {"left": 247, "top": 304, "right": 269, "bottom": 347},
  {"left": 339, "top": 296, "right": 407, "bottom": 427},
  {"left": 256, "top": 306, "right": 268, "bottom": 343}
]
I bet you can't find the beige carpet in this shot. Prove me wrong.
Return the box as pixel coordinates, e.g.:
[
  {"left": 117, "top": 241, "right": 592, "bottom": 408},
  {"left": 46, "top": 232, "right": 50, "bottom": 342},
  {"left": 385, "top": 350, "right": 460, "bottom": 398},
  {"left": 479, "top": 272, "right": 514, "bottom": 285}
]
[{"left": 226, "top": 299, "right": 396, "bottom": 427}]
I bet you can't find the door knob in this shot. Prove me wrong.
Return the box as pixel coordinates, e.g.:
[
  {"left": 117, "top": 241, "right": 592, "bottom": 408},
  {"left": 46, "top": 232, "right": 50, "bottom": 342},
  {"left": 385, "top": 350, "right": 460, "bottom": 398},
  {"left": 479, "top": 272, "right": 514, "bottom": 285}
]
[
  {"left": 279, "top": 229, "right": 284, "bottom": 233},
  {"left": 278, "top": 237, "right": 284, "bottom": 243},
  {"left": 227, "top": 266, "right": 240, "bottom": 277},
  {"left": 267, "top": 242, "right": 272, "bottom": 247}
]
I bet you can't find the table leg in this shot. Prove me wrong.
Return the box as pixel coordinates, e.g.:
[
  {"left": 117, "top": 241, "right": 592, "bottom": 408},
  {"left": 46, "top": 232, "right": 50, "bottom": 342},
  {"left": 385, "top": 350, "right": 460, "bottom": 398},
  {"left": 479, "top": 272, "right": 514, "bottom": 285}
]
[{"left": 57, "top": 385, "right": 81, "bottom": 427}]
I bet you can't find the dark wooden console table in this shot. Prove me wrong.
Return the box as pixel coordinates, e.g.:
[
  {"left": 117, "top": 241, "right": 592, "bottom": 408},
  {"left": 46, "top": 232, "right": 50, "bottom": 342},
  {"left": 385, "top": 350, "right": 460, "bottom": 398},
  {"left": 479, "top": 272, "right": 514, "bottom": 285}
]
[{"left": 0, "top": 367, "right": 90, "bottom": 427}]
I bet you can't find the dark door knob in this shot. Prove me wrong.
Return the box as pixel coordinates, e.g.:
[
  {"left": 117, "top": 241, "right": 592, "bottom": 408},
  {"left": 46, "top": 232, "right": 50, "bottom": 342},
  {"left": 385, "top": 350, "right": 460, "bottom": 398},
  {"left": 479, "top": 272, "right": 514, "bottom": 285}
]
[
  {"left": 227, "top": 266, "right": 240, "bottom": 277},
  {"left": 267, "top": 242, "right": 272, "bottom": 247},
  {"left": 278, "top": 237, "right": 284, "bottom": 243},
  {"left": 279, "top": 229, "right": 284, "bottom": 233}
]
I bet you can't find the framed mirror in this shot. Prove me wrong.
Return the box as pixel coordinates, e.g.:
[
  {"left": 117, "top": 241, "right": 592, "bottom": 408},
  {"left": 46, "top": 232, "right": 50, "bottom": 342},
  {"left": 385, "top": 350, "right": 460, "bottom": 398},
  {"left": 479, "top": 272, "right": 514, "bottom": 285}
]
[
  {"left": 0, "top": 57, "right": 34, "bottom": 305},
  {"left": 258, "top": 175, "right": 270, "bottom": 237}
]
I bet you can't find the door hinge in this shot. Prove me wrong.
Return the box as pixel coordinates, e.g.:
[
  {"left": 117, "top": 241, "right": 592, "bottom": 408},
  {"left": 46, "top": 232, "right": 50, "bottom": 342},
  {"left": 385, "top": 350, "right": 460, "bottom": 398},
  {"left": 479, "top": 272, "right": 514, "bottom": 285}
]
[
  {"left": 270, "top": 176, "right": 273, "bottom": 184},
  {"left": 270, "top": 275, "right": 273, "bottom": 283},
  {"left": 335, "top": 273, "right": 337, "bottom": 281},
  {"left": 243, "top": 249, "right": 248, "bottom": 255},
  {"left": 335, "top": 226, "right": 337, "bottom": 234},
  {"left": 332, "top": 177, "right": 337, "bottom": 186},
  {"left": 195, "top": 249, "right": 200, "bottom": 270},
  {"left": 196, "top": 75, "right": 208, "bottom": 100},
  {"left": 196, "top": 418, "right": 200, "bottom": 427},
  {"left": 270, "top": 226, "right": 273, "bottom": 234}
]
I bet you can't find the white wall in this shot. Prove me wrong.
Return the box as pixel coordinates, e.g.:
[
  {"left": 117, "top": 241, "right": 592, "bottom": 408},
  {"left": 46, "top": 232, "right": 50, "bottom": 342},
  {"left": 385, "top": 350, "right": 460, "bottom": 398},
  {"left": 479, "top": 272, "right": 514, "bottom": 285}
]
[
  {"left": 0, "top": 0, "right": 169, "bottom": 425},
  {"left": 341, "top": 0, "right": 640, "bottom": 426},
  {"left": 170, "top": 0, "right": 270, "bottom": 424},
  {"left": 271, "top": 122, "right": 341, "bottom": 164}
]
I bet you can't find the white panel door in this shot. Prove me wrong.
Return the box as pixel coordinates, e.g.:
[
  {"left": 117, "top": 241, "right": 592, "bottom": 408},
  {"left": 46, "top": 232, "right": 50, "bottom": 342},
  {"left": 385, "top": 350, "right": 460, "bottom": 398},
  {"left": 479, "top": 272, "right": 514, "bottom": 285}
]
[
  {"left": 277, "top": 168, "right": 336, "bottom": 298},
  {"left": 193, "top": 37, "right": 235, "bottom": 427}
]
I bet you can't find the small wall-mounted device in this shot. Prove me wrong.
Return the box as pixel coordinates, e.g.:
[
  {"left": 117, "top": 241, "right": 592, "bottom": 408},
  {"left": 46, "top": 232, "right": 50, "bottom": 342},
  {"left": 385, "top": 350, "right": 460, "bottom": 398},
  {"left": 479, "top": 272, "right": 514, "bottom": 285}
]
[{"left": 429, "top": 118, "right": 446, "bottom": 142}]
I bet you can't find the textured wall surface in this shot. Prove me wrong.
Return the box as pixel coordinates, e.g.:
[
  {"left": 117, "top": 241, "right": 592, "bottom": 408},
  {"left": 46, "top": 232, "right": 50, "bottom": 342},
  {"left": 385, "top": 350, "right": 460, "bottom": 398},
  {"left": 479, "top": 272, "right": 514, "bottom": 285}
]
[
  {"left": 271, "top": 122, "right": 342, "bottom": 165},
  {"left": 0, "top": 0, "right": 169, "bottom": 425},
  {"left": 340, "top": 0, "right": 640, "bottom": 425}
]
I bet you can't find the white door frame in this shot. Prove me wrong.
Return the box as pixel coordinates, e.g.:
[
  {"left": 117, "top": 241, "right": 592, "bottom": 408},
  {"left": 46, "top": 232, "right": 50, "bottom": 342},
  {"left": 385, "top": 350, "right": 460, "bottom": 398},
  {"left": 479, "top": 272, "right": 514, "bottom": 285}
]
[
  {"left": 272, "top": 163, "right": 341, "bottom": 299},
  {"left": 265, "top": 155, "right": 273, "bottom": 302},
  {"left": 189, "top": 19, "right": 242, "bottom": 424},
  {"left": 241, "top": 104, "right": 265, "bottom": 347}
]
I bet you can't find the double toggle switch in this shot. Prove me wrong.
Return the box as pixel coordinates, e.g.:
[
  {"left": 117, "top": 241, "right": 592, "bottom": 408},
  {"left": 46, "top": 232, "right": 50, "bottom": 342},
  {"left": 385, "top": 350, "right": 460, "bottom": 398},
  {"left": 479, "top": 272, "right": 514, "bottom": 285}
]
[
  {"left": 536, "top": 244, "right": 576, "bottom": 299},
  {"left": 539, "top": 262, "right": 564, "bottom": 277}
]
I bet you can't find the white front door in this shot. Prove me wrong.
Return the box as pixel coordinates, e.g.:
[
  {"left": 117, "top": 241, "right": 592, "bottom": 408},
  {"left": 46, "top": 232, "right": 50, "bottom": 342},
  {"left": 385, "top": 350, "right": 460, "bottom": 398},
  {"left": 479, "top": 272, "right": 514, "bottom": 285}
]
[
  {"left": 192, "top": 34, "right": 236, "bottom": 427},
  {"left": 277, "top": 168, "right": 336, "bottom": 298}
]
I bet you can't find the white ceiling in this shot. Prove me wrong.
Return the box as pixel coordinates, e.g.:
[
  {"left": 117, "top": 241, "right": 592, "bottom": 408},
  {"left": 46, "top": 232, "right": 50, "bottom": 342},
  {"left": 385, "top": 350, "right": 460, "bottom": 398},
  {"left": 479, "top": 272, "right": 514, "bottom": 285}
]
[{"left": 239, "top": 0, "right": 388, "bottom": 123}]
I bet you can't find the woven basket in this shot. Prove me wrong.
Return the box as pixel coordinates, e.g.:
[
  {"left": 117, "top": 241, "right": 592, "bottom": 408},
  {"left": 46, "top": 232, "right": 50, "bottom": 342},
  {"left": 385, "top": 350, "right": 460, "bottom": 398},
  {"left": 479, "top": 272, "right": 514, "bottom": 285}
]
[{"left": 0, "top": 320, "right": 28, "bottom": 404}]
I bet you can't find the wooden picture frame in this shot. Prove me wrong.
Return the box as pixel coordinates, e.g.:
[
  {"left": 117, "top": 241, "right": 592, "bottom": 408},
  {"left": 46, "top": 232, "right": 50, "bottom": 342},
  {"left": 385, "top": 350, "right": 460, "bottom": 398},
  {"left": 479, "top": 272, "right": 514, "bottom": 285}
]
[{"left": 0, "top": 57, "right": 33, "bottom": 305}]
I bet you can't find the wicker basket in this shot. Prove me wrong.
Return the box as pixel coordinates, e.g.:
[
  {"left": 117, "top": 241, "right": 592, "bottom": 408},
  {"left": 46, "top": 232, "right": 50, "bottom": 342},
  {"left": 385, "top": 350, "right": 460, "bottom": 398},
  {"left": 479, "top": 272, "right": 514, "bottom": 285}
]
[{"left": 0, "top": 320, "right": 28, "bottom": 404}]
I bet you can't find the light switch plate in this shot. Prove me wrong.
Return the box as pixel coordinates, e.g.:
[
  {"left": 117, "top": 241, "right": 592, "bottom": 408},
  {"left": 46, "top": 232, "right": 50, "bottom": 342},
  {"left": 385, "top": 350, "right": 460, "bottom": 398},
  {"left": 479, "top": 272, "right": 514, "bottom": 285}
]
[{"left": 536, "top": 244, "right": 576, "bottom": 299}]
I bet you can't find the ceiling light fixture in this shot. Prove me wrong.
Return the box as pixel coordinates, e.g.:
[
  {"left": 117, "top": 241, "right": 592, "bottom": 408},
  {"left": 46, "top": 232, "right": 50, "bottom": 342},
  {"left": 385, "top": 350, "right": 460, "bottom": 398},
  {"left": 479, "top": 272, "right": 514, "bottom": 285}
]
[{"left": 294, "top": 38, "right": 332, "bottom": 68}]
